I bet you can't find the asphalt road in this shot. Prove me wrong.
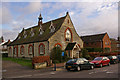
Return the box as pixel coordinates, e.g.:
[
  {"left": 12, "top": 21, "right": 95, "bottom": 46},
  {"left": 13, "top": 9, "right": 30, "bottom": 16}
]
[
  {"left": 2, "top": 60, "right": 119, "bottom": 78},
  {"left": 28, "top": 63, "right": 119, "bottom": 78}
]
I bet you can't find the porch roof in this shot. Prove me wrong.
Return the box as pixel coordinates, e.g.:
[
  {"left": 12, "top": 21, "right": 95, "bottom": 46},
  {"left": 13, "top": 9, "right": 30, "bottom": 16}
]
[{"left": 65, "top": 42, "right": 76, "bottom": 50}]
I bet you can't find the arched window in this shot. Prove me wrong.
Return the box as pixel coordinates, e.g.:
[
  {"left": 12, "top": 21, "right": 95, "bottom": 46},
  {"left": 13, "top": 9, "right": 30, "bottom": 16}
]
[
  {"left": 20, "top": 46, "right": 24, "bottom": 55},
  {"left": 55, "top": 43, "right": 62, "bottom": 49},
  {"left": 28, "top": 45, "right": 33, "bottom": 55},
  {"left": 65, "top": 28, "right": 72, "bottom": 42},
  {"left": 14, "top": 47, "right": 17, "bottom": 55},
  {"left": 9, "top": 47, "right": 12, "bottom": 54},
  {"left": 39, "top": 43, "right": 45, "bottom": 55}
]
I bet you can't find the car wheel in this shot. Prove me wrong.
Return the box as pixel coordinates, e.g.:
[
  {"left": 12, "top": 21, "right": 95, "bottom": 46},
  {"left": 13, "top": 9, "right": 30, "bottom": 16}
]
[
  {"left": 108, "top": 63, "right": 110, "bottom": 66},
  {"left": 77, "top": 66, "right": 81, "bottom": 71},
  {"left": 67, "top": 69, "right": 70, "bottom": 71},
  {"left": 100, "top": 64, "right": 103, "bottom": 68},
  {"left": 90, "top": 65, "right": 94, "bottom": 69}
]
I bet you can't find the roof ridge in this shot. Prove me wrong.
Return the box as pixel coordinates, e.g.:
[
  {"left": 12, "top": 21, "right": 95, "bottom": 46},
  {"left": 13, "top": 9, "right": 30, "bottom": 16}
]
[
  {"left": 81, "top": 32, "right": 107, "bottom": 37},
  {"left": 24, "top": 15, "right": 66, "bottom": 30}
]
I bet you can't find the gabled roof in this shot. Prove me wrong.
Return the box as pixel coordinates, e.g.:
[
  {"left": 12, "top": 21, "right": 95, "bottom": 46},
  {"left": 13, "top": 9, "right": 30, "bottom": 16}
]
[
  {"left": 80, "top": 33, "right": 107, "bottom": 43},
  {"left": 8, "top": 15, "right": 66, "bottom": 46},
  {"left": 65, "top": 42, "right": 76, "bottom": 50}
]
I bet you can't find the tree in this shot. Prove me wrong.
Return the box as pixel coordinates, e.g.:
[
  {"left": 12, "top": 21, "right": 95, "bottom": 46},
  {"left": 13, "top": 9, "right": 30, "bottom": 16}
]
[
  {"left": 81, "top": 48, "right": 90, "bottom": 60},
  {"left": 50, "top": 47, "right": 68, "bottom": 63}
]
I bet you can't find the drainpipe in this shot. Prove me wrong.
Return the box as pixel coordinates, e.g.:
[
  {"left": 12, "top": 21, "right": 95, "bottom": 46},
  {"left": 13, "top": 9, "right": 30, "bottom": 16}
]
[
  {"left": 13, "top": 46, "right": 14, "bottom": 58},
  {"left": 101, "top": 40, "right": 103, "bottom": 53},
  {"left": 33, "top": 43, "right": 34, "bottom": 57}
]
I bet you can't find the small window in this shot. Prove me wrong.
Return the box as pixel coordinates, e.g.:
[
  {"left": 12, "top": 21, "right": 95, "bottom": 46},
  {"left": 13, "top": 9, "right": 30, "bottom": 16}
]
[
  {"left": 31, "top": 32, "right": 34, "bottom": 37},
  {"left": 18, "top": 36, "right": 21, "bottom": 39},
  {"left": 56, "top": 44, "right": 61, "bottom": 48},
  {"left": 49, "top": 21, "right": 55, "bottom": 33},
  {"left": 39, "top": 28, "right": 44, "bottom": 35},
  {"left": 50, "top": 27, "right": 55, "bottom": 32},
  {"left": 23, "top": 30, "right": 27, "bottom": 38},
  {"left": 67, "top": 20, "right": 69, "bottom": 24},
  {"left": 30, "top": 28, "right": 34, "bottom": 37},
  {"left": 24, "top": 34, "right": 27, "bottom": 38},
  {"left": 105, "top": 42, "right": 107, "bottom": 45}
]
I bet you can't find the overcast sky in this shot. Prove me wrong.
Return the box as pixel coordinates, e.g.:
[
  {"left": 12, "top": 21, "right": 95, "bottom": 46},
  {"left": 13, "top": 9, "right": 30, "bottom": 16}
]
[{"left": 0, "top": 0, "right": 119, "bottom": 41}]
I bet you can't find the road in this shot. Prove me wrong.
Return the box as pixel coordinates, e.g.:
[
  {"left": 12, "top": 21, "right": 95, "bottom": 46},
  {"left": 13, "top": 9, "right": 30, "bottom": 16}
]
[
  {"left": 28, "top": 63, "right": 119, "bottom": 78},
  {"left": 2, "top": 60, "right": 119, "bottom": 78}
]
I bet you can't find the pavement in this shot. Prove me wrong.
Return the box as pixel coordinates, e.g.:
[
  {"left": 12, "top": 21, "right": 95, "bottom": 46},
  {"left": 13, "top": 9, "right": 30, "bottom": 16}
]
[{"left": 2, "top": 60, "right": 65, "bottom": 78}]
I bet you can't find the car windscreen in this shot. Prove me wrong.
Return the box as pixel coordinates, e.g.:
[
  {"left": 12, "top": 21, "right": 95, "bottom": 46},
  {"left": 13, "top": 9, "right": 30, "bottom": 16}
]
[
  {"left": 94, "top": 57, "right": 102, "bottom": 61},
  {"left": 67, "top": 59, "right": 77, "bottom": 63},
  {"left": 82, "top": 58, "right": 88, "bottom": 62}
]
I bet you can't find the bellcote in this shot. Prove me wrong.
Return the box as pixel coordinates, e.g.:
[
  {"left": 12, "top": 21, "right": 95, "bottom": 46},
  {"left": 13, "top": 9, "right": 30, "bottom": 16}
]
[{"left": 38, "top": 13, "right": 43, "bottom": 26}]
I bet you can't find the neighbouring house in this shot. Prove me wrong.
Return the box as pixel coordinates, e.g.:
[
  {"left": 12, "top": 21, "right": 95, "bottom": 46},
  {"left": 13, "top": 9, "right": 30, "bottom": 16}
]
[
  {"left": 80, "top": 32, "right": 111, "bottom": 52},
  {"left": 0, "top": 36, "right": 5, "bottom": 54},
  {"left": 110, "top": 38, "right": 118, "bottom": 52},
  {"left": 2, "top": 39, "right": 11, "bottom": 54},
  {"left": 0, "top": 36, "right": 4, "bottom": 44},
  {"left": 117, "top": 37, "right": 120, "bottom": 52},
  {"left": 8, "top": 12, "right": 83, "bottom": 58}
]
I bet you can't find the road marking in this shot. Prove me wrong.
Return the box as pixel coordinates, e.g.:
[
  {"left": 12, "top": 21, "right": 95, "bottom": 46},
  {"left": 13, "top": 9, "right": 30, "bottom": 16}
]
[
  {"left": 106, "top": 72, "right": 113, "bottom": 74},
  {"left": 2, "top": 70, "right": 7, "bottom": 72},
  {"left": 9, "top": 75, "right": 32, "bottom": 78},
  {"left": 103, "top": 70, "right": 107, "bottom": 71},
  {"left": 50, "top": 72, "right": 56, "bottom": 75},
  {"left": 89, "top": 72, "right": 94, "bottom": 74}
]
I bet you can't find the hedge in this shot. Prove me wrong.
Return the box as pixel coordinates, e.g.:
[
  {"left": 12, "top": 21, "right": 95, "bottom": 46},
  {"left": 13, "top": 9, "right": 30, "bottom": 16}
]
[
  {"left": 85, "top": 48, "right": 103, "bottom": 52},
  {"left": 32, "top": 56, "right": 51, "bottom": 68}
]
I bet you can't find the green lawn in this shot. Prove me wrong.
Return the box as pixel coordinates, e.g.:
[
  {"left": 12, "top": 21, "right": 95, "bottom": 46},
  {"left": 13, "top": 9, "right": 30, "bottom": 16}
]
[{"left": 2, "top": 57, "right": 32, "bottom": 68}]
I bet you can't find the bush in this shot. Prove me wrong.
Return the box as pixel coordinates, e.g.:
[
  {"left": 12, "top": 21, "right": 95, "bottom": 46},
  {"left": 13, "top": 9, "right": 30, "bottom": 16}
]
[
  {"left": 2, "top": 53, "right": 8, "bottom": 57},
  {"left": 50, "top": 47, "right": 68, "bottom": 63},
  {"left": 104, "top": 48, "right": 110, "bottom": 53}
]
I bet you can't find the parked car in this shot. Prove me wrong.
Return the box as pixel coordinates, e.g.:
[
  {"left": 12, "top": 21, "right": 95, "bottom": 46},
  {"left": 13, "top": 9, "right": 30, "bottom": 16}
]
[
  {"left": 90, "top": 57, "right": 110, "bottom": 68},
  {"left": 117, "top": 55, "right": 120, "bottom": 63},
  {"left": 107, "top": 56, "right": 118, "bottom": 64},
  {"left": 65, "top": 58, "right": 94, "bottom": 71}
]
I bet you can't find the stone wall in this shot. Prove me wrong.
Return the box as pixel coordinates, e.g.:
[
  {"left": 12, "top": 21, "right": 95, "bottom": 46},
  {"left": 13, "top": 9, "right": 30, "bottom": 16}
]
[{"left": 48, "top": 13, "right": 83, "bottom": 53}]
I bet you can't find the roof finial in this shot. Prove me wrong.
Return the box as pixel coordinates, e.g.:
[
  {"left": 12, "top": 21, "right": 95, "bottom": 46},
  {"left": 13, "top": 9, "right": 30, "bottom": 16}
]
[{"left": 66, "top": 11, "right": 69, "bottom": 15}]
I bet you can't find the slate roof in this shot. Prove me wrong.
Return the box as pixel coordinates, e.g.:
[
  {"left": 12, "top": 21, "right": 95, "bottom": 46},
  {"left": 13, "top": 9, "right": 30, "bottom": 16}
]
[
  {"left": 65, "top": 42, "right": 76, "bottom": 50},
  {"left": 8, "top": 15, "right": 66, "bottom": 46},
  {"left": 80, "top": 33, "right": 107, "bottom": 43}
]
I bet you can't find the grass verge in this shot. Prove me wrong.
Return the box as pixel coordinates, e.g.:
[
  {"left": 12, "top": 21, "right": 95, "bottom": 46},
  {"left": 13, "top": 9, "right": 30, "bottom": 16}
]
[{"left": 2, "top": 57, "right": 32, "bottom": 68}]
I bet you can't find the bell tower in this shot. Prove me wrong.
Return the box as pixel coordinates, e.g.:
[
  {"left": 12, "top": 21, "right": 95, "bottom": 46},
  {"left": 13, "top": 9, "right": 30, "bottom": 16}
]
[{"left": 38, "top": 13, "right": 43, "bottom": 26}]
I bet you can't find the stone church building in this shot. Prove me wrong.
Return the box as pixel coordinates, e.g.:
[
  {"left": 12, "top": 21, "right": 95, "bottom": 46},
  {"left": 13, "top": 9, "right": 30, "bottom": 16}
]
[{"left": 8, "top": 12, "right": 83, "bottom": 58}]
